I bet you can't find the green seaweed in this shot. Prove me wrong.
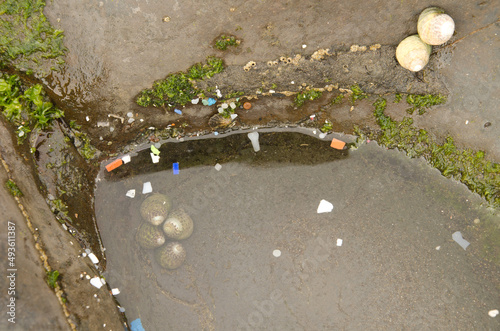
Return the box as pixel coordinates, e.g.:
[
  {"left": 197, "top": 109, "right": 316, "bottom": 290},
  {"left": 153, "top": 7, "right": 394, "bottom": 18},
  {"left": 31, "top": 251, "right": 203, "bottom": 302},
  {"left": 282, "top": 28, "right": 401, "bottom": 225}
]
[
  {"left": 5, "top": 178, "right": 22, "bottom": 197},
  {"left": 0, "top": 0, "right": 67, "bottom": 76},
  {"left": 294, "top": 90, "right": 322, "bottom": 107},
  {"left": 46, "top": 270, "right": 59, "bottom": 289},
  {"left": 371, "top": 97, "right": 500, "bottom": 208},
  {"left": 406, "top": 94, "right": 447, "bottom": 115},
  {"left": 330, "top": 94, "right": 344, "bottom": 105},
  {"left": 136, "top": 56, "right": 225, "bottom": 109},
  {"left": 214, "top": 34, "right": 240, "bottom": 50},
  {"left": 0, "top": 73, "right": 63, "bottom": 144},
  {"left": 320, "top": 120, "right": 333, "bottom": 133}
]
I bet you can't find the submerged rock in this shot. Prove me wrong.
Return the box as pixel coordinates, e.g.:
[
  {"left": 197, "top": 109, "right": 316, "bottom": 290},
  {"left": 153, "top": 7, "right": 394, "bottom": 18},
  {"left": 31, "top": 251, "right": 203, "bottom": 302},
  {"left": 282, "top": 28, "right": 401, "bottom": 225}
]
[
  {"left": 135, "top": 223, "right": 166, "bottom": 249},
  {"left": 162, "top": 208, "right": 194, "bottom": 240},
  {"left": 140, "top": 193, "right": 172, "bottom": 225},
  {"left": 156, "top": 242, "right": 186, "bottom": 270}
]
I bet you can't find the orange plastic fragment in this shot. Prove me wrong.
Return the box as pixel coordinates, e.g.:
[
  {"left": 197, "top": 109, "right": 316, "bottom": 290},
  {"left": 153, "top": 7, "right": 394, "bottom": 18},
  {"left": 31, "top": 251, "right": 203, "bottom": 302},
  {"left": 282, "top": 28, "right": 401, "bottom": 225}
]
[
  {"left": 243, "top": 102, "right": 252, "bottom": 110},
  {"left": 105, "top": 159, "right": 123, "bottom": 172},
  {"left": 330, "top": 138, "right": 346, "bottom": 150}
]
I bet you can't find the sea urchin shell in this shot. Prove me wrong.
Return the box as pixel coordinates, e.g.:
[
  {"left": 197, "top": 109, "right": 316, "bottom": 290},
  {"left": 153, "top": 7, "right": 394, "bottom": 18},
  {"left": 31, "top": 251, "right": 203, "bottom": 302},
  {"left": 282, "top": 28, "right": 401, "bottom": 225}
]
[
  {"left": 135, "top": 222, "right": 166, "bottom": 249},
  {"left": 156, "top": 242, "right": 186, "bottom": 270},
  {"left": 162, "top": 208, "right": 194, "bottom": 240},
  {"left": 140, "top": 193, "right": 172, "bottom": 226}
]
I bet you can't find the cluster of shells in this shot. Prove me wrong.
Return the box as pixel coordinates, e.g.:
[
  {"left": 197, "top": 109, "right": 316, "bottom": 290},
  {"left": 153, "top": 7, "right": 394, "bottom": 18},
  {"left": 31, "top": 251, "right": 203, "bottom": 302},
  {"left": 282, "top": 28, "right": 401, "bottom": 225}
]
[
  {"left": 396, "top": 7, "right": 455, "bottom": 72},
  {"left": 135, "top": 193, "right": 194, "bottom": 270}
]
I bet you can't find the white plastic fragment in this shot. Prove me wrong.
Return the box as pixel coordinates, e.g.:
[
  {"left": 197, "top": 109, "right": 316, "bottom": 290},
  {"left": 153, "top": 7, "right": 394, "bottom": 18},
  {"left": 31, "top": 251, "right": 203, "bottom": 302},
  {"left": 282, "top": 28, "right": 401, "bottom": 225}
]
[
  {"left": 97, "top": 121, "right": 110, "bottom": 127},
  {"left": 216, "top": 88, "right": 222, "bottom": 98},
  {"left": 452, "top": 231, "right": 470, "bottom": 250},
  {"left": 319, "top": 132, "right": 327, "bottom": 139},
  {"left": 229, "top": 102, "right": 236, "bottom": 109},
  {"left": 218, "top": 107, "right": 224, "bottom": 113},
  {"left": 111, "top": 288, "right": 121, "bottom": 295},
  {"left": 62, "top": 223, "right": 68, "bottom": 231},
  {"left": 221, "top": 103, "right": 228, "bottom": 109},
  {"left": 436, "top": 246, "right": 441, "bottom": 250},
  {"left": 273, "top": 249, "right": 281, "bottom": 257},
  {"left": 142, "top": 182, "right": 153, "bottom": 194},
  {"left": 126, "top": 112, "right": 133, "bottom": 118},
  {"left": 317, "top": 200, "right": 334, "bottom": 213},
  {"left": 127, "top": 118, "right": 135, "bottom": 124},
  {"left": 86, "top": 116, "right": 90, "bottom": 121},
  {"left": 88, "top": 253, "right": 99, "bottom": 264},
  {"left": 230, "top": 114, "right": 238, "bottom": 120},
  {"left": 214, "top": 163, "right": 222, "bottom": 171},
  {"left": 126, "top": 189, "right": 136, "bottom": 198},
  {"left": 302, "top": 44, "right": 307, "bottom": 48},
  {"left": 122, "top": 155, "right": 131, "bottom": 164},
  {"left": 336, "top": 239, "right": 343, "bottom": 247},
  {"left": 90, "top": 277, "right": 104, "bottom": 289},
  {"left": 488, "top": 309, "right": 499, "bottom": 317},
  {"left": 247, "top": 131, "right": 260, "bottom": 152},
  {"left": 150, "top": 152, "right": 160, "bottom": 163},
  {"left": 191, "top": 98, "right": 200, "bottom": 104},
  {"left": 269, "top": 89, "right": 275, "bottom": 94}
]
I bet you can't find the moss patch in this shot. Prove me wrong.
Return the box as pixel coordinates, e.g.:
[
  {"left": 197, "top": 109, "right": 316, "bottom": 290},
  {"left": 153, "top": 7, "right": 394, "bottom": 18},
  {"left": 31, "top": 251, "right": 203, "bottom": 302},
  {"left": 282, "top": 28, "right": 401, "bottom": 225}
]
[
  {"left": 370, "top": 97, "right": 500, "bottom": 208},
  {"left": 5, "top": 178, "right": 22, "bottom": 197},
  {"left": 405, "top": 94, "right": 447, "bottom": 115},
  {"left": 136, "top": 56, "right": 225, "bottom": 109},
  {"left": 214, "top": 34, "right": 240, "bottom": 50},
  {"left": 294, "top": 89, "right": 322, "bottom": 107},
  {"left": 46, "top": 270, "right": 60, "bottom": 288},
  {"left": 0, "top": 0, "right": 66, "bottom": 76}
]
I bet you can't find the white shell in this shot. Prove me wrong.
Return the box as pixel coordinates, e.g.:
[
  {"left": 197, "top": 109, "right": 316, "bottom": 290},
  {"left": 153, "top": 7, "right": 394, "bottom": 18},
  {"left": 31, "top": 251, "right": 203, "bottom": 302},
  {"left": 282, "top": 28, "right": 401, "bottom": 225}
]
[
  {"left": 396, "top": 35, "right": 431, "bottom": 72},
  {"left": 418, "top": 7, "right": 455, "bottom": 45}
]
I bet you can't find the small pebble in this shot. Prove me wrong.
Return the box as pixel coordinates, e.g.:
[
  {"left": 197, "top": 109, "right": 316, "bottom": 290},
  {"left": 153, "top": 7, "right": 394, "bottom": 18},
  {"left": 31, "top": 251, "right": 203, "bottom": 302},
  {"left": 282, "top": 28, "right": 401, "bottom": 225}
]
[
  {"left": 474, "top": 218, "right": 480, "bottom": 224},
  {"left": 126, "top": 112, "right": 133, "bottom": 118},
  {"left": 489, "top": 309, "right": 499, "bottom": 317}
]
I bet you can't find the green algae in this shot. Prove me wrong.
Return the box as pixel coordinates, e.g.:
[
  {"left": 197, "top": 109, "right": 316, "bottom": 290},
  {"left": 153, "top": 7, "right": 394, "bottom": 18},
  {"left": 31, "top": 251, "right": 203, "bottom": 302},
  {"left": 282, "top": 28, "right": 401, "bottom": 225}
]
[{"left": 294, "top": 89, "right": 322, "bottom": 107}]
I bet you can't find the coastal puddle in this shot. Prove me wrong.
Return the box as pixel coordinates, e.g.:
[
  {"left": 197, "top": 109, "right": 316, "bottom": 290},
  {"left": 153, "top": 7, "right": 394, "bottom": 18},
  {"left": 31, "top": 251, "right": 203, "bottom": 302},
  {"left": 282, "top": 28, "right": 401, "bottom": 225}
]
[{"left": 95, "top": 131, "right": 499, "bottom": 330}]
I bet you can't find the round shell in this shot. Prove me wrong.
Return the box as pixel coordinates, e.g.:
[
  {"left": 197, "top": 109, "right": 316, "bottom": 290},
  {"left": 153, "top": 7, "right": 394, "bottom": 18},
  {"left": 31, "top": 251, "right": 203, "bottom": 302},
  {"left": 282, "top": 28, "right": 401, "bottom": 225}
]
[
  {"left": 162, "top": 208, "right": 194, "bottom": 240},
  {"left": 140, "top": 193, "right": 172, "bottom": 225},
  {"left": 417, "top": 7, "right": 455, "bottom": 45},
  {"left": 155, "top": 242, "right": 186, "bottom": 270},
  {"left": 396, "top": 35, "right": 431, "bottom": 72},
  {"left": 135, "top": 223, "right": 166, "bottom": 249}
]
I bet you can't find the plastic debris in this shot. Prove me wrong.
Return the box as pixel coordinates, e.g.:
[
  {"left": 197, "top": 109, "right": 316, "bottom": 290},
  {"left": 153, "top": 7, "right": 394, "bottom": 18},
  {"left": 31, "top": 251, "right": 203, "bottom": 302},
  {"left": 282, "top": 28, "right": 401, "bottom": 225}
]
[
  {"left": 128, "top": 118, "right": 135, "bottom": 124},
  {"left": 489, "top": 309, "right": 499, "bottom": 317},
  {"left": 221, "top": 103, "right": 228, "bottom": 109},
  {"left": 127, "top": 112, "right": 133, "bottom": 118},
  {"left": 216, "top": 88, "right": 223, "bottom": 98},
  {"left": 247, "top": 131, "right": 260, "bottom": 152},
  {"left": 173, "top": 162, "right": 180, "bottom": 175},
  {"left": 336, "top": 239, "right": 343, "bottom": 247},
  {"left": 269, "top": 89, "right": 275, "bottom": 93},
  {"left": 215, "top": 163, "right": 222, "bottom": 171},
  {"left": 150, "top": 153, "right": 160, "bottom": 163},
  {"left": 218, "top": 107, "right": 224, "bottom": 113},
  {"left": 310, "top": 114, "right": 316, "bottom": 120},
  {"left": 111, "top": 288, "right": 120, "bottom": 295},
  {"left": 243, "top": 102, "right": 252, "bottom": 110},
  {"left": 207, "top": 98, "right": 216, "bottom": 106},
  {"left": 118, "top": 306, "right": 126, "bottom": 313},
  {"left": 330, "top": 138, "right": 346, "bottom": 150},
  {"left": 130, "top": 318, "right": 145, "bottom": 331},
  {"left": 106, "top": 159, "right": 123, "bottom": 172},
  {"left": 229, "top": 102, "right": 236, "bottom": 109},
  {"left": 230, "top": 114, "right": 238, "bottom": 120},
  {"left": 142, "top": 182, "right": 152, "bottom": 194},
  {"left": 97, "top": 121, "right": 110, "bottom": 127},
  {"left": 86, "top": 116, "right": 90, "bottom": 121},
  {"left": 150, "top": 145, "right": 160, "bottom": 156},
  {"left": 174, "top": 108, "right": 182, "bottom": 115},
  {"left": 452, "top": 231, "right": 470, "bottom": 250},
  {"left": 88, "top": 253, "right": 99, "bottom": 264},
  {"left": 90, "top": 277, "right": 104, "bottom": 289},
  {"left": 317, "top": 200, "right": 334, "bottom": 213},
  {"left": 214, "top": 132, "right": 219, "bottom": 136},
  {"left": 273, "top": 249, "right": 281, "bottom": 257},
  {"left": 318, "top": 132, "right": 327, "bottom": 139},
  {"left": 191, "top": 98, "right": 200, "bottom": 104},
  {"left": 202, "top": 99, "right": 209, "bottom": 106},
  {"left": 126, "top": 189, "right": 136, "bottom": 198}
]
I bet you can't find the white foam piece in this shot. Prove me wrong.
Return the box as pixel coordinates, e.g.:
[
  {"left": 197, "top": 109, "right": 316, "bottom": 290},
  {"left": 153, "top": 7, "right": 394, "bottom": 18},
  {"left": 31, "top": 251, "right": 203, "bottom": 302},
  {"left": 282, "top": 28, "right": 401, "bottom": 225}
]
[
  {"left": 111, "top": 288, "right": 121, "bottom": 295},
  {"left": 121, "top": 155, "right": 131, "bottom": 164},
  {"left": 90, "top": 277, "right": 104, "bottom": 289},
  {"left": 150, "top": 152, "right": 160, "bottom": 163},
  {"left": 214, "top": 163, "right": 222, "bottom": 171},
  {"left": 317, "top": 199, "right": 334, "bottom": 213},
  {"left": 191, "top": 98, "right": 200, "bottom": 104},
  {"left": 88, "top": 253, "right": 99, "bottom": 264},
  {"left": 126, "top": 189, "right": 135, "bottom": 198},
  {"left": 230, "top": 114, "right": 238, "bottom": 120},
  {"left": 142, "top": 182, "right": 152, "bottom": 194},
  {"left": 247, "top": 131, "right": 260, "bottom": 152},
  {"left": 336, "top": 239, "right": 343, "bottom": 247},
  {"left": 273, "top": 249, "right": 281, "bottom": 257},
  {"left": 319, "top": 133, "right": 327, "bottom": 139},
  {"left": 452, "top": 231, "right": 470, "bottom": 250},
  {"left": 488, "top": 309, "right": 499, "bottom": 317}
]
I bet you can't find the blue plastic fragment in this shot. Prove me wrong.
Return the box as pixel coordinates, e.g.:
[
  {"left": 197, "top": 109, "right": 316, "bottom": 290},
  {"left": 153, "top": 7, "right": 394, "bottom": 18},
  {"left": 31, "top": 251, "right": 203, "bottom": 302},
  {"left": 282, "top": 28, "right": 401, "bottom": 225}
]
[
  {"left": 130, "top": 318, "right": 145, "bottom": 331},
  {"left": 173, "top": 162, "right": 179, "bottom": 175},
  {"left": 207, "top": 98, "right": 216, "bottom": 106},
  {"left": 174, "top": 108, "right": 182, "bottom": 115}
]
